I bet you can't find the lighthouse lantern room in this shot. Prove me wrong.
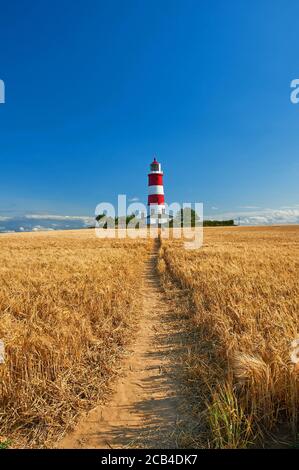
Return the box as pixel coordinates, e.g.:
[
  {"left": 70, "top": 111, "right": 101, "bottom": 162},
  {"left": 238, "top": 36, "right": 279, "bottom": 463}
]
[{"left": 148, "top": 157, "right": 167, "bottom": 226}]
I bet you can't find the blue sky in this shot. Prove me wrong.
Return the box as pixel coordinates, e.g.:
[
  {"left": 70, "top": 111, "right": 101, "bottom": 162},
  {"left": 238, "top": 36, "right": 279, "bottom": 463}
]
[{"left": 0, "top": 0, "right": 299, "bottom": 228}]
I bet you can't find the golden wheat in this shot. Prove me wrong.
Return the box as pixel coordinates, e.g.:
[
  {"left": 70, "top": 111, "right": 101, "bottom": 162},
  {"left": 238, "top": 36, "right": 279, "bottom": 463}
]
[
  {"left": 0, "top": 229, "right": 151, "bottom": 448},
  {"left": 158, "top": 225, "right": 299, "bottom": 448},
  {"left": 1, "top": 226, "right": 298, "bottom": 448}
]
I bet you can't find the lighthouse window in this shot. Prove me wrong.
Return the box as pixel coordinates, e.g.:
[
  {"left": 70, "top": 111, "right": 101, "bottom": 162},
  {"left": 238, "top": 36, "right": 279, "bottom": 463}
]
[{"left": 151, "top": 163, "right": 159, "bottom": 171}]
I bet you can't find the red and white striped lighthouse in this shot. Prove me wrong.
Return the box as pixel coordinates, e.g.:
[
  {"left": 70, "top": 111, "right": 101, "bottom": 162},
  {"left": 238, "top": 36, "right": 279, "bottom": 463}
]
[{"left": 148, "top": 157, "right": 167, "bottom": 225}]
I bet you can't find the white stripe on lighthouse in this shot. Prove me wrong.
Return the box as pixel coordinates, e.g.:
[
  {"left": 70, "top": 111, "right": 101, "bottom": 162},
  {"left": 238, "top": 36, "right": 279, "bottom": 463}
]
[{"left": 148, "top": 185, "right": 164, "bottom": 195}]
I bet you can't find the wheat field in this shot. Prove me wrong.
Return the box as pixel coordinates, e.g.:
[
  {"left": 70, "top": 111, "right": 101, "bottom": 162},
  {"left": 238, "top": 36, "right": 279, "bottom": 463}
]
[
  {"left": 158, "top": 225, "right": 299, "bottom": 448},
  {"left": 0, "top": 226, "right": 298, "bottom": 448},
  {"left": 0, "top": 230, "right": 151, "bottom": 448}
]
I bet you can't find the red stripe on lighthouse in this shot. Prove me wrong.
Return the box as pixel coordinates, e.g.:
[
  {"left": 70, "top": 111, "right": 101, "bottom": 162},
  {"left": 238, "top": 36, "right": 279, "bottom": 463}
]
[
  {"left": 148, "top": 173, "right": 163, "bottom": 186},
  {"left": 148, "top": 194, "right": 165, "bottom": 205}
]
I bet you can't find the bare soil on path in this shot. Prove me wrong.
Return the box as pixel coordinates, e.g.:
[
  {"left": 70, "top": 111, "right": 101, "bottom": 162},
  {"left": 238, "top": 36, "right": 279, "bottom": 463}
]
[{"left": 57, "top": 241, "right": 194, "bottom": 449}]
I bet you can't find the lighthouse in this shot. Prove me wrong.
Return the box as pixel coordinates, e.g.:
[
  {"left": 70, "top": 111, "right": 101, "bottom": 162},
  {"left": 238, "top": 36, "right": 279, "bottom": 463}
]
[{"left": 147, "top": 157, "right": 167, "bottom": 226}]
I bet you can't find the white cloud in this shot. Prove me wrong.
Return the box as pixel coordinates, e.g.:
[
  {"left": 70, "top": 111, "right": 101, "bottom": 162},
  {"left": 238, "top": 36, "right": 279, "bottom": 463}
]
[
  {"left": 129, "top": 197, "right": 140, "bottom": 202},
  {"left": 24, "top": 214, "right": 95, "bottom": 227},
  {"left": 32, "top": 225, "right": 55, "bottom": 232},
  {"left": 204, "top": 206, "right": 299, "bottom": 225},
  {"left": 25, "top": 214, "right": 93, "bottom": 221},
  {"left": 0, "top": 213, "right": 97, "bottom": 234}
]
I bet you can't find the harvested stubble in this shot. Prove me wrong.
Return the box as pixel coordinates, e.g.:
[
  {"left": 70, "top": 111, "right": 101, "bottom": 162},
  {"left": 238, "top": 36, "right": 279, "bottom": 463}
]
[
  {"left": 0, "top": 230, "right": 151, "bottom": 447},
  {"left": 158, "top": 226, "right": 299, "bottom": 448}
]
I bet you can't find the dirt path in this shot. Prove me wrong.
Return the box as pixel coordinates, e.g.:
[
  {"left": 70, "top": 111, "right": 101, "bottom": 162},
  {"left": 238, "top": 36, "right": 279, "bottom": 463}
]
[{"left": 58, "top": 240, "right": 191, "bottom": 449}]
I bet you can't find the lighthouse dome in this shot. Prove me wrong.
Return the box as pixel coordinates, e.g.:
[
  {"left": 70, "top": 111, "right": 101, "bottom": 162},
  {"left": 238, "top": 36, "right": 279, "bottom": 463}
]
[{"left": 150, "top": 157, "right": 161, "bottom": 172}]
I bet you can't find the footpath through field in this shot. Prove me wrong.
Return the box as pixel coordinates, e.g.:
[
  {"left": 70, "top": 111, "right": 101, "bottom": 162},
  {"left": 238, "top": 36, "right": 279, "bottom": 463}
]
[{"left": 58, "top": 239, "right": 192, "bottom": 449}]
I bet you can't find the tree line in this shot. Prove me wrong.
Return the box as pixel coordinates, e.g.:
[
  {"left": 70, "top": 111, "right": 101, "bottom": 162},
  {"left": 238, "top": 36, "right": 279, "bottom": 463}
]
[{"left": 96, "top": 209, "right": 235, "bottom": 228}]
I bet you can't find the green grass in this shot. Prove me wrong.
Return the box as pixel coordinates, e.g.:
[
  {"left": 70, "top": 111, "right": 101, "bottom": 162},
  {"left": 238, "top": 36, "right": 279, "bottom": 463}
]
[
  {"left": 0, "top": 440, "right": 11, "bottom": 449},
  {"left": 208, "top": 384, "right": 254, "bottom": 448}
]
